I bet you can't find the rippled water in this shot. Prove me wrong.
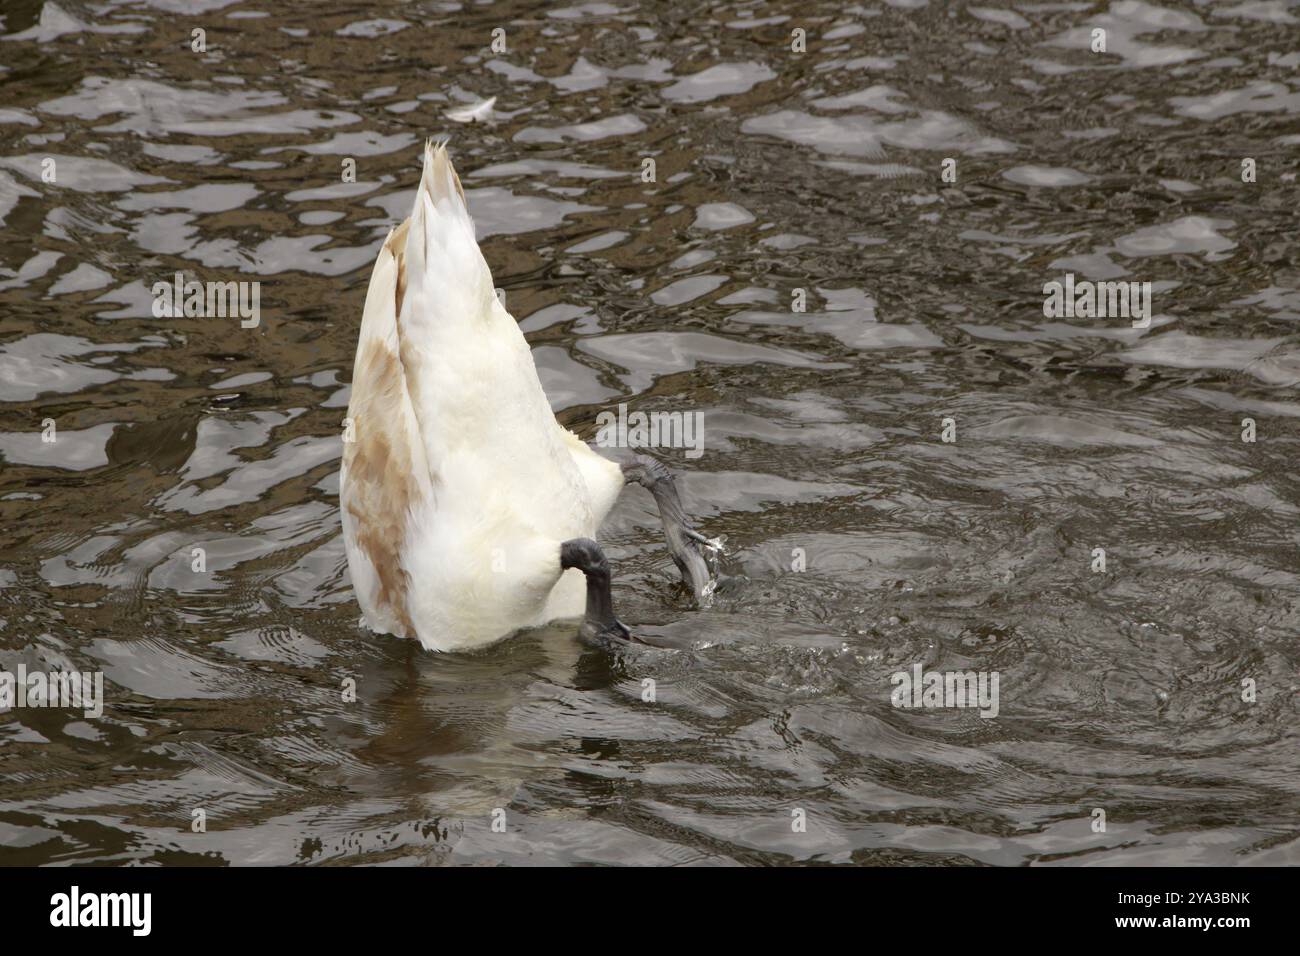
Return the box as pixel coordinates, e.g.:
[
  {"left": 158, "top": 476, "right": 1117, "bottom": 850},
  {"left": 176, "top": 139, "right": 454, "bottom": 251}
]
[{"left": 2, "top": 0, "right": 1299, "bottom": 866}]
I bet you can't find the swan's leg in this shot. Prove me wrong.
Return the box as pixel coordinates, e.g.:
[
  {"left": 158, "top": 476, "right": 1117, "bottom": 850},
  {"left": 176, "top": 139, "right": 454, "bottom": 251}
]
[
  {"left": 560, "top": 538, "right": 635, "bottom": 642},
  {"left": 621, "top": 455, "right": 712, "bottom": 600}
]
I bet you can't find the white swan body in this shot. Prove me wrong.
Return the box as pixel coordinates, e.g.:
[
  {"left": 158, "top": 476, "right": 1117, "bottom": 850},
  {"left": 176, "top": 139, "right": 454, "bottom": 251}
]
[{"left": 340, "top": 142, "right": 623, "bottom": 652}]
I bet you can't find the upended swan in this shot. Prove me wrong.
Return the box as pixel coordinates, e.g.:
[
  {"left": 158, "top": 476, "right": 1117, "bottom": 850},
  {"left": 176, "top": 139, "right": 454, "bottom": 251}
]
[{"left": 340, "top": 142, "right": 711, "bottom": 652}]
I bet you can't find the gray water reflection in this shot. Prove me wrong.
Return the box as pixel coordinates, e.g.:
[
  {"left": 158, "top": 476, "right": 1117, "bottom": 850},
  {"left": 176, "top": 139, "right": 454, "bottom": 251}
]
[{"left": 1, "top": 0, "right": 1298, "bottom": 866}]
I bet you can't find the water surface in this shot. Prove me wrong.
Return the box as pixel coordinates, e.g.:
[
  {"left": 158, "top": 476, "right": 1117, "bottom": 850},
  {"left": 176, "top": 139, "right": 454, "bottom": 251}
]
[{"left": 1, "top": 0, "right": 1299, "bottom": 865}]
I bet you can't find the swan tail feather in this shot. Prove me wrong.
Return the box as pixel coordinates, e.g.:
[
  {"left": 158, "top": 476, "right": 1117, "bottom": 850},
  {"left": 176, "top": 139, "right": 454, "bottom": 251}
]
[{"left": 400, "top": 141, "right": 495, "bottom": 341}]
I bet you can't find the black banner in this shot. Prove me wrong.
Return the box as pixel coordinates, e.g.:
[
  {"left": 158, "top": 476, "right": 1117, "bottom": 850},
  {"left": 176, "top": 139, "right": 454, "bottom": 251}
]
[{"left": 1, "top": 865, "right": 1284, "bottom": 942}]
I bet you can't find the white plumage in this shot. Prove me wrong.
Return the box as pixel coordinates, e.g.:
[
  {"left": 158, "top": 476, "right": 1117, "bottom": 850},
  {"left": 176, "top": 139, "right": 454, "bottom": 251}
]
[{"left": 340, "top": 142, "right": 624, "bottom": 652}]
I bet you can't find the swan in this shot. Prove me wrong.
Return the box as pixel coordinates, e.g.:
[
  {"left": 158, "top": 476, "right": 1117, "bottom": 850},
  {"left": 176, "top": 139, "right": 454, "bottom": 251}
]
[{"left": 340, "top": 142, "right": 712, "bottom": 652}]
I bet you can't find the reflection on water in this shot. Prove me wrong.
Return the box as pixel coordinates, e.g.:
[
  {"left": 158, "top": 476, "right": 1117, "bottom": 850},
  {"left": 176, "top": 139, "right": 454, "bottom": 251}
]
[{"left": 2, "top": 0, "right": 1299, "bottom": 865}]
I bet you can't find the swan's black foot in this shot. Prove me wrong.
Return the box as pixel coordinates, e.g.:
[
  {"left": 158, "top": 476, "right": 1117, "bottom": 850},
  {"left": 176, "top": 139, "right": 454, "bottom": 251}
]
[
  {"left": 586, "top": 619, "right": 639, "bottom": 643},
  {"left": 621, "top": 454, "right": 714, "bottom": 600},
  {"left": 560, "top": 537, "right": 635, "bottom": 642}
]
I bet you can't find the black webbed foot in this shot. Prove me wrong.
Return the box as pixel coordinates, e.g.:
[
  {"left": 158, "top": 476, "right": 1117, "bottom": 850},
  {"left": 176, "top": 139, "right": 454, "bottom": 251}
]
[
  {"left": 560, "top": 537, "right": 636, "bottom": 642},
  {"left": 621, "top": 455, "right": 715, "bottom": 600}
]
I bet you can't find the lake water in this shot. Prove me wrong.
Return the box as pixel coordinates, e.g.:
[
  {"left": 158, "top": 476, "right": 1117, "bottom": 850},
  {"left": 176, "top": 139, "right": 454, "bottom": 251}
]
[{"left": 1, "top": 0, "right": 1298, "bottom": 865}]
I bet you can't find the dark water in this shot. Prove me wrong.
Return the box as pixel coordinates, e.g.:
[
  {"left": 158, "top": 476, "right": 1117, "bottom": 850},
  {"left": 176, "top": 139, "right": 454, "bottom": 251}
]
[{"left": 2, "top": 0, "right": 1299, "bottom": 866}]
